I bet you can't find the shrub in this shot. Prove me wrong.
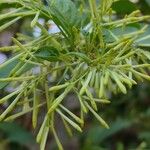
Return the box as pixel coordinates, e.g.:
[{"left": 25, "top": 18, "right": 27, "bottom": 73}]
[{"left": 0, "top": 0, "right": 150, "bottom": 149}]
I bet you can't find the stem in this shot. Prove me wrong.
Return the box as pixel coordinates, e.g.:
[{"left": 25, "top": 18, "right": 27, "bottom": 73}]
[
  {"left": 0, "top": 76, "right": 36, "bottom": 82},
  {"left": 89, "top": 0, "right": 99, "bottom": 20}
]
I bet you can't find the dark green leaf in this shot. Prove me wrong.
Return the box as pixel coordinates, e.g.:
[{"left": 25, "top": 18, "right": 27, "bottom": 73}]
[
  {"left": 0, "top": 55, "right": 19, "bottom": 89},
  {"left": 0, "top": 54, "right": 35, "bottom": 89},
  {"left": 0, "top": 1, "right": 21, "bottom": 11},
  {"left": 104, "top": 24, "right": 150, "bottom": 47},
  {"left": 46, "top": 0, "right": 82, "bottom": 36},
  {"left": 86, "top": 119, "right": 131, "bottom": 144},
  {"left": 35, "top": 46, "right": 59, "bottom": 61},
  {"left": 0, "top": 122, "right": 34, "bottom": 145},
  {"left": 112, "top": 0, "right": 137, "bottom": 15},
  {"left": 67, "top": 52, "right": 91, "bottom": 63},
  {"left": 135, "top": 25, "right": 150, "bottom": 47},
  {"left": 145, "top": 0, "right": 150, "bottom": 6}
]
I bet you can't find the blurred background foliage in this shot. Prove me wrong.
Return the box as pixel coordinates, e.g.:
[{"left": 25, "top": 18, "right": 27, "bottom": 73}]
[{"left": 0, "top": 0, "right": 150, "bottom": 150}]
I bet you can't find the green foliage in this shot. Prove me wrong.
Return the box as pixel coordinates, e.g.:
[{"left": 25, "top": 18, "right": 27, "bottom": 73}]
[
  {"left": 81, "top": 83, "right": 150, "bottom": 149},
  {"left": 0, "top": 54, "right": 19, "bottom": 89},
  {"left": 0, "top": 0, "right": 150, "bottom": 149},
  {"left": 81, "top": 119, "right": 131, "bottom": 148},
  {"left": 35, "top": 46, "right": 60, "bottom": 61},
  {"left": 112, "top": 0, "right": 137, "bottom": 14},
  {"left": 0, "top": 122, "right": 34, "bottom": 145}
]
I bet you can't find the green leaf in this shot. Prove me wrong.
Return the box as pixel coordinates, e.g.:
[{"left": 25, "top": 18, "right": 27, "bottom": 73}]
[
  {"left": 0, "top": 53, "right": 35, "bottom": 89},
  {"left": 112, "top": 0, "right": 137, "bottom": 15},
  {"left": 0, "top": 122, "right": 34, "bottom": 145},
  {"left": 145, "top": 0, "right": 150, "bottom": 6},
  {"left": 0, "top": 1, "right": 21, "bottom": 11},
  {"left": 35, "top": 46, "right": 59, "bottom": 61},
  {"left": 0, "top": 17, "right": 21, "bottom": 32},
  {"left": 86, "top": 119, "right": 131, "bottom": 144},
  {"left": 105, "top": 24, "right": 150, "bottom": 47},
  {"left": 139, "top": 131, "right": 150, "bottom": 141},
  {"left": 103, "top": 24, "right": 140, "bottom": 43},
  {"left": 136, "top": 25, "right": 150, "bottom": 47},
  {"left": 0, "top": 54, "right": 20, "bottom": 89},
  {"left": 67, "top": 52, "right": 91, "bottom": 63},
  {"left": 47, "top": 0, "right": 82, "bottom": 35}
]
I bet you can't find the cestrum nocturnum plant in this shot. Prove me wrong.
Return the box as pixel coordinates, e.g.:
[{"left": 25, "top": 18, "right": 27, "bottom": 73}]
[{"left": 0, "top": 0, "right": 150, "bottom": 149}]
